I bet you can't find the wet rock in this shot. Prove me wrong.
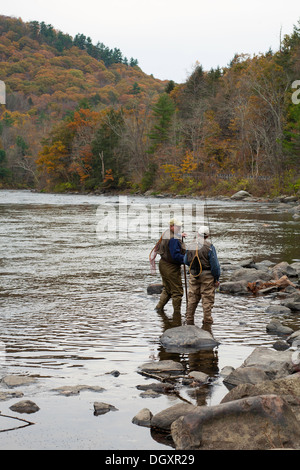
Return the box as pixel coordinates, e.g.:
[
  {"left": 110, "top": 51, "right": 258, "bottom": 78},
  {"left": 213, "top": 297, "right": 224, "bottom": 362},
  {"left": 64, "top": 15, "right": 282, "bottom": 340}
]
[
  {"left": 266, "top": 304, "right": 292, "bottom": 315},
  {"left": 171, "top": 395, "right": 300, "bottom": 450},
  {"left": 271, "top": 262, "right": 298, "bottom": 280},
  {"left": 0, "top": 390, "right": 24, "bottom": 401},
  {"left": 1, "top": 375, "right": 37, "bottom": 388},
  {"left": 290, "top": 262, "right": 300, "bottom": 276},
  {"left": 140, "top": 390, "right": 161, "bottom": 398},
  {"left": 93, "top": 402, "right": 118, "bottom": 416},
  {"left": 151, "top": 403, "right": 198, "bottom": 432},
  {"left": 272, "top": 340, "right": 290, "bottom": 351},
  {"left": 138, "top": 360, "right": 184, "bottom": 378},
  {"left": 159, "top": 325, "right": 219, "bottom": 353},
  {"left": 231, "top": 268, "right": 273, "bottom": 283},
  {"left": 219, "top": 280, "right": 249, "bottom": 295},
  {"left": 107, "top": 370, "right": 120, "bottom": 377},
  {"left": 254, "top": 260, "right": 275, "bottom": 271},
  {"left": 147, "top": 284, "right": 163, "bottom": 295},
  {"left": 9, "top": 400, "right": 39, "bottom": 414},
  {"left": 239, "top": 258, "right": 256, "bottom": 268},
  {"left": 53, "top": 385, "right": 105, "bottom": 396},
  {"left": 231, "top": 190, "right": 252, "bottom": 200},
  {"left": 220, "top": 366, "right": 235, "bottom": 378},
  {"left": 132, "top": 408, "right": 153, "bottom": 427},
  {"left": 287, "top": 330, "right": 300, "bottom": 346},
  {"left": 188, "top": 371, "right": 209, "bottom": 384},
  {"left": 266, "top": 318, "right": 294, "bottom": 335},
  {"left": 281, "top": 293, "right": 300, "bottom": 311},
  {"left": 223, "top": 366, "right": 269, "bottom": 389},
  {"left": 242, "top": 347, "right": 299, "bottom": 379},
  {"left": 136, "top": 382, "right": 175, "bottom": 394}
]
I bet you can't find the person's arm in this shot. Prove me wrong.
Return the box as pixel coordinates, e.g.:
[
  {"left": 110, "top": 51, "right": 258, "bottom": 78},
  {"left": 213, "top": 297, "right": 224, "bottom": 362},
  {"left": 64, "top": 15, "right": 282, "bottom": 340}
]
[
  {"left": 169, "top": 238, "right": 184, "bottom": 264},
  {"left": 208, "top": 245, "right": 221, "bottom": 281}
]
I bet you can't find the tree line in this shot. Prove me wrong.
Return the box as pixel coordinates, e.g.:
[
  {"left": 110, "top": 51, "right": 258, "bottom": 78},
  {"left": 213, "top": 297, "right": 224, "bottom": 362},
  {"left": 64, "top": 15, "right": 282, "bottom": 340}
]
[{"left": 0, "top": 16, "right": 299, "bottom": 197}]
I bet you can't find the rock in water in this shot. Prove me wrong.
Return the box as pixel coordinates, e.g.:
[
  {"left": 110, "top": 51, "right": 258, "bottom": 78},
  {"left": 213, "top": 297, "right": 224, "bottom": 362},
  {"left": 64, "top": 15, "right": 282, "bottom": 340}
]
[
  {"left": 147, "top": 284, "right": 163, "bottom": 295},
  {"left": 160, "top": 325, "right": 219, "bottom": 353}
]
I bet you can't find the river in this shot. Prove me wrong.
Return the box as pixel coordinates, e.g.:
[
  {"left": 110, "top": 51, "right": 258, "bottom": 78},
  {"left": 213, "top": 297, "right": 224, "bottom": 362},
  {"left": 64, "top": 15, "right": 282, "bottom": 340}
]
[{"left": 0, "top": 189, "right": 299, "bottom": 449}]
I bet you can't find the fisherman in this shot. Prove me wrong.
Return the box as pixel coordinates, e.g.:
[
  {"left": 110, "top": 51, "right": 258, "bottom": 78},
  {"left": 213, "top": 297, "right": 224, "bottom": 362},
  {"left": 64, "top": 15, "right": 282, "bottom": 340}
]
[
  {"left": 184, "top": 225, "right": 220, "bottom": 326},
  {"left": 155, "top": 218, "right": 186, "bottom": 316}
]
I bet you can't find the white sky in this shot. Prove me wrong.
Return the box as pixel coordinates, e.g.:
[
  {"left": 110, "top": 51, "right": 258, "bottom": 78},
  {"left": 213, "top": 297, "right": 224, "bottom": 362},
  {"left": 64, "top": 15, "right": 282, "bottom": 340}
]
[{"left": 1, "top": 0, "right": 300, "bottom": 83}]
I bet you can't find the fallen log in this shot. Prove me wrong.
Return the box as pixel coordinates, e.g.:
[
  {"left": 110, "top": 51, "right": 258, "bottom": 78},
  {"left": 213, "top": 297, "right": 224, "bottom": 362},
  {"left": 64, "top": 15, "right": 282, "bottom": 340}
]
[{"left": 247, "top": 275, "right": 298, "bottom": 295}]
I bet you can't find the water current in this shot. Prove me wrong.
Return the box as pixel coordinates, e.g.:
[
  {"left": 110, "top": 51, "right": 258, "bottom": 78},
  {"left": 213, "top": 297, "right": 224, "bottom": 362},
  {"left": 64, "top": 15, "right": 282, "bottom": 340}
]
[{"left": 0, "top": 189, "right": 299, "bottom": 449}]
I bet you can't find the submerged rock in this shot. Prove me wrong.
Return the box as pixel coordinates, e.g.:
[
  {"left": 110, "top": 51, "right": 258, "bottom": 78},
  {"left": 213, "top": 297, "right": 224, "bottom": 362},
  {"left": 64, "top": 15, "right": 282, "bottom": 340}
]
[
  {"left": 53, "top": 385, "right": 105, "bottom": 396},
  {"left": 159, "top": 325, "right": 219, "bottom": 353},
  {"left": 1, "top": 375, "right": 37, "bottom": 388}
]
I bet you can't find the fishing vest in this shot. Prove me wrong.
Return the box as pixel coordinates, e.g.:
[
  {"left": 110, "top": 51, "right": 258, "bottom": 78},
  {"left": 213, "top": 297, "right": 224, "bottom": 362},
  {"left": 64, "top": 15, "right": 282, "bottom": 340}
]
[
  {"left": 158, "top": 229, "right": 185, "bottom": 265},
  {"left": 186, "top": 239, "right": 211, "bottom": 276}
]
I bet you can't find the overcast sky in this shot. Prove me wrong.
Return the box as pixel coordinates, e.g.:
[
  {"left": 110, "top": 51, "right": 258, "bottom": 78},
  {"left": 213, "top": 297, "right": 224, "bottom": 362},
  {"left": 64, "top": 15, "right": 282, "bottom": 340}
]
[{"left": 1, "top": 0, "right": 300, "bottom": 83}]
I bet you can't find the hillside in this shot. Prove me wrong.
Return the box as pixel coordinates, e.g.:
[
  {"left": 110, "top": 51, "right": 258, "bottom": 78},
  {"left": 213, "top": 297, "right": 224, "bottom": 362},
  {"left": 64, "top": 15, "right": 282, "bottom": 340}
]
[{"left": 0, "top": 15, "right": 299, "bottom": 196}]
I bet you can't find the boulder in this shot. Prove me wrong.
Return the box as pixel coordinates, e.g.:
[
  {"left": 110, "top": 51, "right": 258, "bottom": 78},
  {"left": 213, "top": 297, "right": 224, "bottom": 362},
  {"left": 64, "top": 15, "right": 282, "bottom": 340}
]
[
  {"left": 223, "top": 366, "right": 270, "bottom": 389},
  {"left": 151, "top": 403, "right": 198, "bottom": 432},
  {"left": 171, "top": 395, "right": 300, "bottom": 450},
  {"left": 147, "top": 284, "right": 163, "bottom": 295},
  {"left": 271, "top": 262, "right": 298, "bottom": 279},
  {"left": 231, "top": 268, "right": 273, "bottom": 283},
  {"left": 242, "top": 347, "right": 299, "bottom": 379},
  {"left": 266, "top": 318, "right": 294, "bottom": 335},
  {"left": 221, "top": 373, "right": 300, "bottom": 422},
  {"left": 159, "top": 326, "right": 219, "bottom": 353},
  {"left": 231, "top": 190, "right": 252, "bottom": 200}
]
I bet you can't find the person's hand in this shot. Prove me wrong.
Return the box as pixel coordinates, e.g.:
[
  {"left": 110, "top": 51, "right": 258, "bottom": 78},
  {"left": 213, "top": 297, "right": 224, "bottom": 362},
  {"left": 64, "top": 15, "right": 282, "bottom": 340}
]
[
  {"left": 181, "top": 232, "right": 187, "bottom": 238},
  {"left": 214, "top": 281, "right": 220, "bottom": 288}
]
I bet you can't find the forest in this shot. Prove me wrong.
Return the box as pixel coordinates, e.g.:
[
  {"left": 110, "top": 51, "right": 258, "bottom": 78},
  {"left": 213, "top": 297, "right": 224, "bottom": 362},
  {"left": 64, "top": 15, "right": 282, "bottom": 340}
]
[{"left": 0, "top": 15, "right": 299, "bottom": 196}]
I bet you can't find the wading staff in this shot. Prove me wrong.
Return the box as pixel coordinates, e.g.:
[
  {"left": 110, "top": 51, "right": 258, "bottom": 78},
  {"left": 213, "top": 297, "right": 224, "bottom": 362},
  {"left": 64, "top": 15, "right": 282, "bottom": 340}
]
[{"left": 182, "top": 236, "right": 188, "bottom": 310}]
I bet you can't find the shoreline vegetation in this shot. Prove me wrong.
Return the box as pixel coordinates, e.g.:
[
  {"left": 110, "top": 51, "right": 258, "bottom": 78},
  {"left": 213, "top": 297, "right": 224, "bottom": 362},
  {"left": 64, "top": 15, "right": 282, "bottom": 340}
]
[{"left": 0, "top": 15, "right": 299, "bottom": 199}]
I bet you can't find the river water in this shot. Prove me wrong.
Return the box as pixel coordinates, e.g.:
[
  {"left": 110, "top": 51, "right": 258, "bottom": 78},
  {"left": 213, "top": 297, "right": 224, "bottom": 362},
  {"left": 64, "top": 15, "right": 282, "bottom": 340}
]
[{"left": 0, "top": 189, "right": 299, "bottom": 450}]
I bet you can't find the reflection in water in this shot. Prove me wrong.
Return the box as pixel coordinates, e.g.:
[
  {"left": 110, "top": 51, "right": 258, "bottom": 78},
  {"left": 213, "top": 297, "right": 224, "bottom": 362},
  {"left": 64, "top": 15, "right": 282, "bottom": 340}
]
[{"left": 0, "top": 190, "right": 299, "bottom": 449}]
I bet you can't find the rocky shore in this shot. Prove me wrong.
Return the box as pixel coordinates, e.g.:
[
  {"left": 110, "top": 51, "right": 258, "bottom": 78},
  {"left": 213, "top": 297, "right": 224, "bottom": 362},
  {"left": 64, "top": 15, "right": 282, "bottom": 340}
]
[{"left": 142, "top": 255, "right": 300, "bottom": 450}]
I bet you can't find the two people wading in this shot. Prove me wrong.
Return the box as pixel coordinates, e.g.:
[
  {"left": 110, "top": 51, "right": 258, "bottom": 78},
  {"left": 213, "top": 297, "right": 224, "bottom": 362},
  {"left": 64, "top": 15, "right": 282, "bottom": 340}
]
[{"left": 155, "top": 220, "right": 220, "bottom": 327}]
